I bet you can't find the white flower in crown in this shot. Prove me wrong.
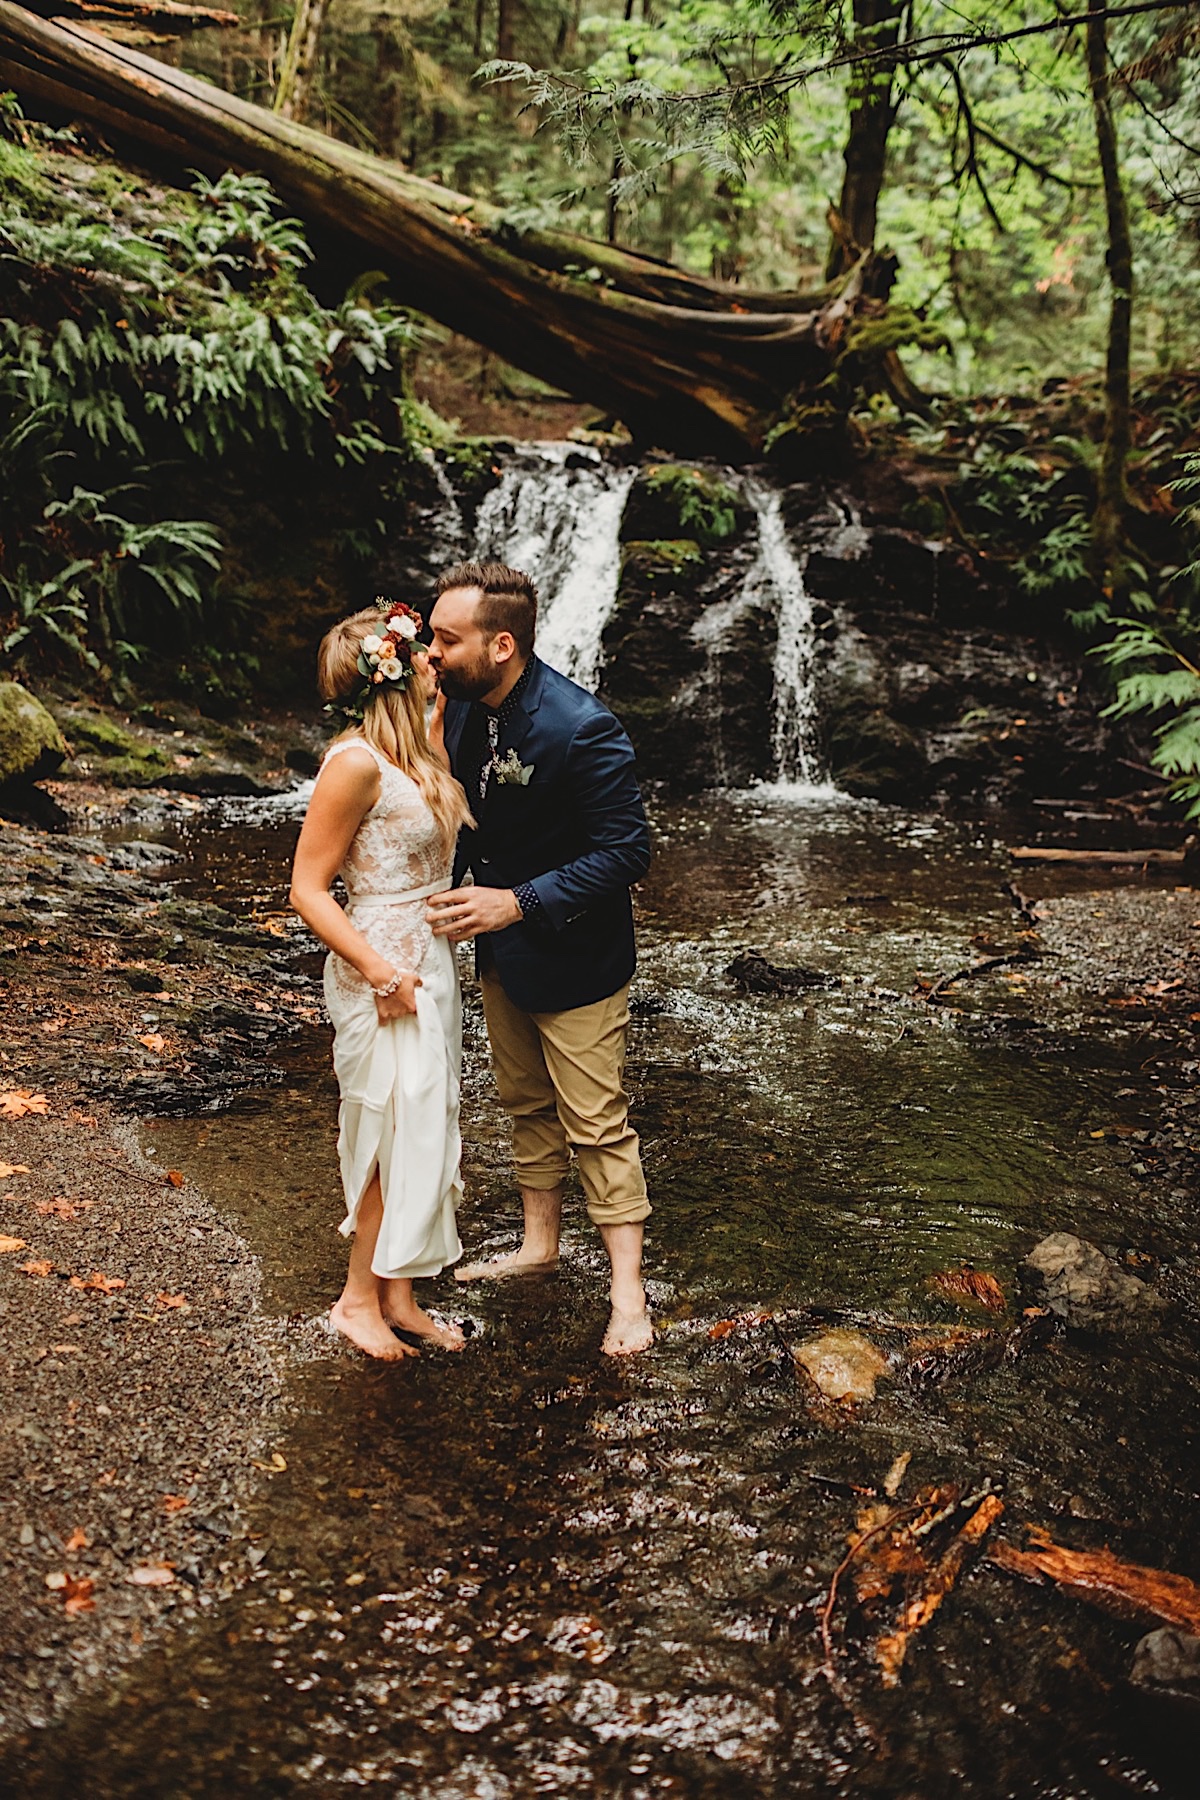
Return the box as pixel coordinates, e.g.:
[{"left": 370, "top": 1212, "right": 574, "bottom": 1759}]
[
  {"left": 390, "top": 613, "right": 418, "bottom": 641},
  {"left": 362, "top": 634, "right": 384, "bottom": 655},
  {"left": 378, "top": 656, "right": 404, "bottom": 681}
]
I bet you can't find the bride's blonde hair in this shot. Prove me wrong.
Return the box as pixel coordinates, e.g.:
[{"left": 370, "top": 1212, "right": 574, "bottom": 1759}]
[{"left": 318, "top": 607, "right": 473, "bottom": 851}]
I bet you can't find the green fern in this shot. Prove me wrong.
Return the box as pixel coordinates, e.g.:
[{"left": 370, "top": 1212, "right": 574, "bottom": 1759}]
[{"left": 1096, "top": 617, "right": 1200, "bottom": 818}]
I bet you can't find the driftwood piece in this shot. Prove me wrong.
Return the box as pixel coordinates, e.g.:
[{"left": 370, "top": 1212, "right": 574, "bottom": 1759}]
[
  {"left": 919, "top": 949, "right": 1038, "bottom": 1004},
  {"left": 989, "top": 1529, "right": 1200, "bottom": 1633},
  {"left": 1009, "top": 845, "right": 1185, "bottom": 866},
  {"left": 0, "top": 3, "right": 892, "bottom": 457},
  {"left": 874, "top": 1494, "right": 1005, "bottom": 1686}
]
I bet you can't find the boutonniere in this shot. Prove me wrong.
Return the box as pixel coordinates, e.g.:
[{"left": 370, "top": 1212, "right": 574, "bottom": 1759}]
[{"left": 493, "top": 748, "right": 535, "bottom": 787}]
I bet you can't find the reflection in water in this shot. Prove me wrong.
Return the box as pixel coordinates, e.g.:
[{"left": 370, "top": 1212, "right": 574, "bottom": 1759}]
[{"left": 6, "top": 791, "right": 1198, "bottom": 1798}]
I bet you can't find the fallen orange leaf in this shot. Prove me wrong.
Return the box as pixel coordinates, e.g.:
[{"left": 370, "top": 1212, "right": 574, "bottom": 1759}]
[
  {"left": 36, "top": 1196, "right": 88, "bottom": 1219},
  {"left": 708, "top": 1310, "right": 773, "bottom": 1340},
  {"left": 0, "top": 1162, "right": 30, "bottom": 1179},
  {"left": 164, "top": 1170, "right": 185, "bottom": 1188},
  {"left": 0, "top": 1235, "right": 28, "bottom": 1254},
  {"left": 161, "top": 1494, "right": 190, "bottom": 1514},
  {"left": 68, "top": 1271, "right": 126, "bottom": 1293},
  {"left": 64, "top": 1526, "right": 89, "bottom": 1553},
  {"left": 157, "top": 1292, "right": 188, "bottom": 1309},
  {"left": 18, "top": 1259, "right": 54, "bottom": 1277},
  {"left": 138, "top": 1034, "right": 167, "bottom": 1054},
  {"left": 0, "top": 1089, "right": 49, "bottom": 1118},
  {"left": 63, "top": 1574, "right": 96, "bottom": 1616},
  {"left": 927, "top": 1267, "right": 1006, "bottom": 1312}
]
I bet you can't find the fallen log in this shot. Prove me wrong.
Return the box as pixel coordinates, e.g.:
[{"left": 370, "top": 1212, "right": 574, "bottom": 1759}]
[
  {"left": 989, "top": 1529, "right": 1200, "bottom": 1633},
  {"left": 21, "top": 0, "right": 236, "bottom": 28},
  {"left": 0, "top": 3, "right": 891, "bottom": 457},
  {"left": 1009, "top": 846, "right": 1186, "bottom": 865}
]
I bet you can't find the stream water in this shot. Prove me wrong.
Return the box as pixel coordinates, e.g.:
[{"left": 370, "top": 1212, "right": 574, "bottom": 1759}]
[
  {"left": 7, "top": 456, "right": 1199, "bottom": 1795},
  {"left": 8, "top": 782, "right": 1199, "bottom": 1799}
]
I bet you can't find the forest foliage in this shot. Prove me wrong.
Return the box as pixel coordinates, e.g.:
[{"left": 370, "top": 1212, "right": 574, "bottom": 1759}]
[
  {"left": 2, "top": 2, "right": 1200, "bottom": 803},
  {"left": 0, "top": 97, "right": 429, "bottom": 697}
]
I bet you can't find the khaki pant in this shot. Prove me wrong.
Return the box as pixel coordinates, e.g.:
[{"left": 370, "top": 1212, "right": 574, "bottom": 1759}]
[{"left": 480, "top": 971, "right": 650, "bottom": 1227}]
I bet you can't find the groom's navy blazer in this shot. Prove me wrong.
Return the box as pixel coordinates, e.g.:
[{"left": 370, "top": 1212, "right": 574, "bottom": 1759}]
[{"left": 444, "top": 655, "right": 651, "bottom": 1013}]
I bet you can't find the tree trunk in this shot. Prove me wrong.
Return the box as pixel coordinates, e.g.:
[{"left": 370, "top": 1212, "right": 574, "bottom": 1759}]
[
  {"left": 1085, "top": 5, "right": 1133, "bottom": 598},
  {"left": 826, "top": 0, "right": 905, "bottom": 280},
  {"left": 273, "top": 0, "right": 329, "bottom": 124},
  {"left": 0, "top": 3, "right": 886, "bottom": 458}
]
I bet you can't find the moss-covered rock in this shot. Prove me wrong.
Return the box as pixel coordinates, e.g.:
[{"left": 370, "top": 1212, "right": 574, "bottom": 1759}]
[
  {"left": 620, "top": 539, "right": 703, "bottom": 578},
  {"left": 0, "top": 682, "right": 67, "bottom": 784},
  {"left": 54, "top": 709, "right": 172, "bottom": 785}
]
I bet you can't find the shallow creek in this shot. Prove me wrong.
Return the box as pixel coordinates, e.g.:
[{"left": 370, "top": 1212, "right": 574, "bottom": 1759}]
[{"left": 12, "top": 788, "right": 1200, "bottom": 1797}]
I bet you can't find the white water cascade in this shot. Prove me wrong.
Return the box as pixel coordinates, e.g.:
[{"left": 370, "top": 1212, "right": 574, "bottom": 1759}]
[
  {"left": 472, "top": 443, "right": 636, "bottom": 690},
  {"left": 743, "top": 480, "right": 836, "bottom": 795}
]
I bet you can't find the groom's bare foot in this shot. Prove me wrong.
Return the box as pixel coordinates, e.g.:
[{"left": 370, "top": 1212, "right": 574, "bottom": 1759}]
[
  {"left": 601, "top": 1281, "right": 653, "bottom": 1357},
  {"left": 454, "top": 1246, "right": 559, "bottom": 1284},
  {"left": 380, "top": 1288, "right": 466, "bottom": 1350},
  {"left": 602, "top": 1304, "right": 654, "bottom": 1357},
  {"left": 328, "top": 1298, "right": 418, "bottom": 1361}
]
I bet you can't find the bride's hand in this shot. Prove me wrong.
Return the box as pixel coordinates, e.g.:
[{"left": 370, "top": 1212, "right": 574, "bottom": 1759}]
[{"left": 373, "top": 968, "right": 422, "bottom": 1020}]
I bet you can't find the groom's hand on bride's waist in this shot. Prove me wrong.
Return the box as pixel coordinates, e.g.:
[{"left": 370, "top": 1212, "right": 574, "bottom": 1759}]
[{"left": 427, "top": 886, "right": 522, "bottom": 941}]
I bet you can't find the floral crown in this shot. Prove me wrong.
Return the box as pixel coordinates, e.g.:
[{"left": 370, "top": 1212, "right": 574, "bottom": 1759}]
[{"left": 326, "top": 599, "right": 424, "bottom": 722}]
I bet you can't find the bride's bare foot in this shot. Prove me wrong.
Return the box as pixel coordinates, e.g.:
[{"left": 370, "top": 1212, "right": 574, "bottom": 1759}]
[
  {"left": 328, "top": 1298, "right": 418, "bottom": 1361},
  {"left": 454, "top": 1247, "right": 559, "bottom": 1284},
  {"left": 380, "top": 1288, "right": 466, "bottom": 1351}
]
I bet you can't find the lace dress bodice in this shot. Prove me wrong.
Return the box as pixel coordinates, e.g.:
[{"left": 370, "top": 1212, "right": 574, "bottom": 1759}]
[{"left": 323, "top": 736, "right": 451, "bottom": 999}]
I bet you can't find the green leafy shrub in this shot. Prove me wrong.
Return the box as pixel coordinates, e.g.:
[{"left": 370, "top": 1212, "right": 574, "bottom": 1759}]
[
  {"left": 642, "top": 464, "right": 738, "bottom": 546},
  {"left": 0, "top": 153, "right": 425, "bottom": 688},
  {"left": 1092, "top": 453, "right": 1200, "bottom": 815}
]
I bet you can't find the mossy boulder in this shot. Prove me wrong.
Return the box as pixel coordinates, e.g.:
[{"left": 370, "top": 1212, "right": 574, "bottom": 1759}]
[
  {"left": 58, "top": 709, "right": 172, "bottom": 785},
  {"left": 0, "top": 682, "right": 68, "bottom": 784}
]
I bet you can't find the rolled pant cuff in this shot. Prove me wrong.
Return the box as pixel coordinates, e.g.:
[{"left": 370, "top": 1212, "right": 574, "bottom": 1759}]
[
  {"left": 585, "top": 1196, "right": 652, "bottom": 1227},
  {"left": 514, "top": 1163, "right": 572, "bottom": 1192}
]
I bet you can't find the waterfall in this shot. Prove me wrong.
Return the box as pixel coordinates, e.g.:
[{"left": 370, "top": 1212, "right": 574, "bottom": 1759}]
[
  {"left": 421, "top": 449, "right": 467, "bottom": 566},
  {"left": 743, "top": 480, "right": 835, "bottom": 795},
  {"left": 472, "top": 444, "right": 635, "bottom": 690}
]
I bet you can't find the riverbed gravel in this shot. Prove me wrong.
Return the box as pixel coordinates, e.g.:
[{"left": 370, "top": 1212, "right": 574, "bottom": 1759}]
[{"left": 0, "top": 1104, "right": 282, "bottom": 1735}]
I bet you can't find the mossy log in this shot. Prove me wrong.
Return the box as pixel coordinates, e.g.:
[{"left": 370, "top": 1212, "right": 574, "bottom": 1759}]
[{"left": 0, "top": 3, "right": 893, "bottom": 457}]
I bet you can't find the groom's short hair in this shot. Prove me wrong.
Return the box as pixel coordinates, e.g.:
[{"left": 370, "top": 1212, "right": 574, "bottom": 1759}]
[{"left": 436, "top": 561, "right": 538, "bottom": 658}]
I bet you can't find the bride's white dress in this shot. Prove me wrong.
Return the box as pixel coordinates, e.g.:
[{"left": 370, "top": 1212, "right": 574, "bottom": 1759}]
[{"left": 321, "top": 736, "right": 463, "bottom": 1280}]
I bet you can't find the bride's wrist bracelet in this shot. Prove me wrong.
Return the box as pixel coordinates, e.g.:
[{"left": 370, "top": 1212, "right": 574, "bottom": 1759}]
[{"left": 372, "top": 969, "right": 405, "bottom": 998}]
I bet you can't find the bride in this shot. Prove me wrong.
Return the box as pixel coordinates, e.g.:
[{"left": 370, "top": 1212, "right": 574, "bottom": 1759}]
[{"left": 289, "top": 602, "right": 474, "bottom": 1359}]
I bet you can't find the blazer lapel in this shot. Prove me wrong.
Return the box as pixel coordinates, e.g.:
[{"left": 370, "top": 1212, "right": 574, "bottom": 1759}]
[
  {"left": 481, "top": 656, "right": 546, "bottom": 820},
  {"left": 500, "top": 655, "right": 546, "bottom": 759}
]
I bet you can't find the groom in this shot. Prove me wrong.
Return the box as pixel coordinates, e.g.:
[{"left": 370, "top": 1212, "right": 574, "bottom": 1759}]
[{"left": 425, "top": 560, "right": 653, "bottom": 1356}]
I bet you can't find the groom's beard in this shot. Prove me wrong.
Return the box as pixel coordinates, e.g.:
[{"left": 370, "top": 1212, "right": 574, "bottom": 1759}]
[{"left": 435, "top": 656, "right": 500, "bottom": 702}]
